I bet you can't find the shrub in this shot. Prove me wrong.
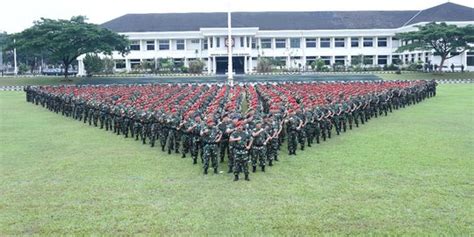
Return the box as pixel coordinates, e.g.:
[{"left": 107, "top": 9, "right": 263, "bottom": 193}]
[{"left": 188, "top": 60, "right": 204, "bottom": 74}]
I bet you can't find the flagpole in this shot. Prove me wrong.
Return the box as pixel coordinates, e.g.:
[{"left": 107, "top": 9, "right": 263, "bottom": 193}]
[
  {"left": 13, "top": 38, "right": 18, "bottom": 76},
  {"left": 227, "top": 8, "right": 233, "bottom": 86}
]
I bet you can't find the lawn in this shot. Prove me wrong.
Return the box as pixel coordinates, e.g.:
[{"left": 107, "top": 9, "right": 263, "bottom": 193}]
[{"left": 0, "top": 84, "right": 473, "bottom": 235}]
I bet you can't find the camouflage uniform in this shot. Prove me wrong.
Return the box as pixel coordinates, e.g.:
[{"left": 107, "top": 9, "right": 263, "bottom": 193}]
[
  {"left": 231, "top": 129, "right": 251, "bottom": 181},
  {"left": 201, "top": 124, "right": 221, "bottom": 174}
]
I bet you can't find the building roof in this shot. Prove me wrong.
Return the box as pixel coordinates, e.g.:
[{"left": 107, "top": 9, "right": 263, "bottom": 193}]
[{"left": 101, "top": 2, "right": 474, "bottom": 33}]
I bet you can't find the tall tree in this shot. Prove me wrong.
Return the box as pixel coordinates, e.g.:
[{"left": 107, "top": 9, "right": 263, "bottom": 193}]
[
  {"left": 396, "top": 22, "right": 474, "bottom": 72},
  {"left": 8, "top": 16, "right": 129, "bottom": 78}
]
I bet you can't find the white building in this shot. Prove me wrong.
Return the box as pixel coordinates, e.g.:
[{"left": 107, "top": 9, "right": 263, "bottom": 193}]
[{"left": 77, "top": 2, "right": 474, "bottom": 75}]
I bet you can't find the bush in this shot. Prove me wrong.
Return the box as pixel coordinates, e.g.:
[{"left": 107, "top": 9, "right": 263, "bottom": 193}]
[
  {"left": 256, "top": 58, "right": 273, "bottom": 73},
  {"left": 188, "top": 60, "right": 204, "bottom": 74},
  {"left": 311, "top": 59, "right": 326, "bottom": 72},
  {"left": 83, "top": 54, "right": 104, "bottom": 77}
]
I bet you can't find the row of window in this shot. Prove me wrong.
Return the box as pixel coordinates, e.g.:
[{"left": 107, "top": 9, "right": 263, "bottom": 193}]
[
  {"left": 260, "top": 37, "right": 388, "bottom": 49},
  {"left": 130, "top": 40, "right": 185, "bottom": 51},
  {"left": 129, "top": 37, "right": 390, "bottom": 51}
]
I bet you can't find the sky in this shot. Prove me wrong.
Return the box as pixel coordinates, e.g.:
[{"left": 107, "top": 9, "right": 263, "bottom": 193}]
[{"left": 1, "top": 0, "right": 473, "bottom": 33}]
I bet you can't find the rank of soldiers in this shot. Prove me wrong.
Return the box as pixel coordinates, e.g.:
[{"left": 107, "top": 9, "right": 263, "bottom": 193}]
[{"left": 24, "top": 80, "right": 437, "bottom": 181}]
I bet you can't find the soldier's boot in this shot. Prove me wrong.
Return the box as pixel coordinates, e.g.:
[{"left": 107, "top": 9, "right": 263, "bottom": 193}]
[
  {"left": 316, "top": 136, "right": 320, "bottom": 144},
  {"left": 301, "top": 145, "right": 305, "bottom": 151},
  {"left": 228, "top": 167, "right": 233, "bottom": 173},
  {"left": 168, "top": 149, "right": 171, "bottom": 155},
  {"left": 308, "top": 140, "right": 311, "bottom": 147},
  {"left": 181, "top": 153, "right": 186, "bottom": 158},
  {"left": 261, "top": 166, "right": 265, "bottom": 172},
  {"left": 220, "top": 157, "right": 224, "bottom": 163},
  {"left": 252, "top": 166, "right": 257, "bottom": 173},
  {"left": 214, "top": 168, "right": 218, "bottom": 174},
  {"left": 245, "top": 174, "right": 250, "bottom": 181},
  {"left": 161, "top": 145, "right": 165, "bottom": 152},
  {"left": 175, "top": 149, "right": 179, "bottom": 154},
  {"left": 204, "top": 169, "right": 208, "bottom": 175},
  {"left": 275, "top": 156, "right": 279, "bottom": 161},
  {"left": 269, "top": 160, "right": 273, "bottom": 166},
  {"left": 193, "top": 158, "right": 197, "bottom": 164},
  {"left": 234, "top": 175, "right": 239, "bottom": 181}
]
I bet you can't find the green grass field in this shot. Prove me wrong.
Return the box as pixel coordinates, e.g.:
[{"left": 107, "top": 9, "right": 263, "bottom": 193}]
[{"left": 1, "top": 84, "right": 473, "bottom": 235}]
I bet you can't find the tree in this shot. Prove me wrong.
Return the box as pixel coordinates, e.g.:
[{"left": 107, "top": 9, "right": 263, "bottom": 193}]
[
  {"left": 83, "top": 54, "right": 104, "bottom": 77},
  {"left": 103, "top": 57, "right": 115, "bottom": 75},
  {"left": 396, "top": 22, "right": 474, "bottom": 72},
  {"left": 311, "top": 59, "right": 326, "bottom": 71},
  {"left": 256, "top": 57, "right": 273, "bottom": 73},
  {"left": 188, "top": 59, "right": 204, "bottom": 74},
  {"left": 8, "top": 16, "right": 129, "bottom": 78}
]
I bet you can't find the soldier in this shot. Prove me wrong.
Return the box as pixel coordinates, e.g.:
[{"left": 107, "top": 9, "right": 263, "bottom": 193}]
[
  {"left": 304, "top": 109, "right": 315, "bottom": 147},
  {"left": 190, "top": 114, "right": 203, "bottom": 164},
  {"left": 180, "top": 117, "right": 192, "bottom": 158},
  {"left": 218, "top": 114, "right": 232, "bottom": 163},
  {"left": 251, "top": 120, "right": 271, "bottom": 172},
  {"left": 200, "top": 119, "right": 222, "bottom": 175},
  {"left": 285, "top": 111, "right": 303, "bottom": 156},
  {"left": 230, "top": 121, "right": 252, "bottom": 181}
]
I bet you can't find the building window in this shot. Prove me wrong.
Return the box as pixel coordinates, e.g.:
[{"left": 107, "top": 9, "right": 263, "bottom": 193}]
[
  {"left": 130, "top": 59, "right": 141, "bottom": 69},
  {"left": 351, "top": 37, "right": 359, "bottom": 47},
  {"left": 251, "top": 37, "right": 256, "bottom": 49},
  {"left": 130, "top": 41, "right": 140, "bottom": 51},
  {"left": 261, "top": 38, "right": 272, "bottom": 49},
  {"left": 335, "top": 56, "right": 345, "bottom": 65},
  {"left": 335, "top": 38, "right": 345, "bottom": 48},
  {"left": 363, "top": 55, "right": 374, "bottom": 65},
  {"left": 320, "top": 38, "right": 330, "bottom": 48},
  {"left": 351, "top": 55, "right": 362, "bottom": 65},
  {"left": 159, "top": 40, "right": 170, "bottom": 50},
  {"left": 275, "top": 38, "right": 286, "bottom": 48},
  {"left": 115, "top": 60, "right": 126, "bottom": 69},
  {"left": 363, "top": 37, "right": 373, "bottom": 47},
  {"left": 240, "top": 37, "right": 244, "bottom": 47},
  {"left": 377, "top": 37, "right": 387, "bottom": 47},
  {"left": 306, "top": 38, "right": 317, "bottom": 48},
  {"left": 392, "top": 55, "right": 401, "bottom": 65},
  {"left": 176, "top": 39, "right": 185, "bottom": 50},
  {"left": 275, "top": 57, "right": 286, "bottom": 66},
  {"left": 191, "top": 39, "right": 200, "bottom": 44},
  {"left": 306, "top": 56, "right": 317, "bottom": 65},
  {"left": 290, "top": 38, "right": 300, "bottom": 48},
  {"left": 320, "top": 56, "right": 331, "bottom": 65},
  {"left": 203, "top": 39, "right": 208, "bottom": 50},
  {"left": 146, "top": 40, "right": 155, "bottom": 51},
  {"left": 377, "top": 55, "right": 388, "bottom": 65},
  {"left": 467, "top": 52, "right": 474, "bottom": 66},
  {"left": 216, "top": 37, "right": 220, "bottom": 48}
]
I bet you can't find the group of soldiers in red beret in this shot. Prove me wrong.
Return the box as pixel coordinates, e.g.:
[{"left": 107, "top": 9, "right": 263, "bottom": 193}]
[{"left": 24, "top": 79, "right": 437, "bottom": 181}]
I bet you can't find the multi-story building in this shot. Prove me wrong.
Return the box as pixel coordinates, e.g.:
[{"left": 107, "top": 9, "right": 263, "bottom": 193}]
[{"left": 77, "top": 2, "right": 474, "bottom": 75}]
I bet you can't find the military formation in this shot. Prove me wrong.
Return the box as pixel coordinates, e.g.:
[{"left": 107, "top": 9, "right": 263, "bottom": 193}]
[{"left": 24, "top": 80, "right": 437, "bottom": 181}]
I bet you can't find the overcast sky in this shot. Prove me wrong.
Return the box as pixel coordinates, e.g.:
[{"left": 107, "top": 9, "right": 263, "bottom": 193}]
[{"left": 1, "top": 0, "right": 473, "bottom": 33}]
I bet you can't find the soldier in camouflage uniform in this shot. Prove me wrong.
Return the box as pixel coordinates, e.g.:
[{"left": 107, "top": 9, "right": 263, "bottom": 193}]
[
  {"left": 251, "top": 120, "right": 270, "bottom": 172},
  {"left": 304, "top": 109, "right": 315, "bottom": 147},
  {"left": 200, "top": 119, "right": 222, "bottom": 174},
  {"left": 218, "top": 114, "right": 232, "bottom": 163},
  {"left": 190, "top": 115, "right": 202, "bottom": 164},
  {"left": 285, "top": 111, "right": 303, "bottom": 155},
  {"left": 230, "top": 121, "right": 252, "bottom": 181}
]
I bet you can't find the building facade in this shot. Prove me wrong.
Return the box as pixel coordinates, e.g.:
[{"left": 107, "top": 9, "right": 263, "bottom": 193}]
[{"left": 77, "top": 2, "right": 474, "bottom": 75}]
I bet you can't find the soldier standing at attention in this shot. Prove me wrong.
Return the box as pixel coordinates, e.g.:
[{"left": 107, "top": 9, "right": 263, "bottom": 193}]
[
  {"left": 285, "top": 111, "right": 303, "bottom": 156},
  {"left": 251, "top": 120, "right": 271, "bottom": 172},
  {"left": 201, "top": 119, "right": 222, "bottom": 175},
  {"left": 230, "top": 120, "right": 252, "bottom": 181},
  {"left": 190, "top": 115, "right": 203, "bottom": 165},
  {"left": 218, "top": 114, "right": 232, "bottom": 163}
]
